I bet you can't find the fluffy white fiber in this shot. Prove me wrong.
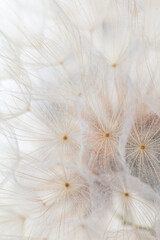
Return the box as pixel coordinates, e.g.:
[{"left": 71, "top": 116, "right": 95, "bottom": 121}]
[{"left": 0, "top": 0, "right": 160, "bottom": 239}]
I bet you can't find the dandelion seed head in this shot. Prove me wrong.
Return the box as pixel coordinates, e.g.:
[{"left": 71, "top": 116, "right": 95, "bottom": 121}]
[{"left": 0, "top": 0, "right": 160, "bottom": 239}]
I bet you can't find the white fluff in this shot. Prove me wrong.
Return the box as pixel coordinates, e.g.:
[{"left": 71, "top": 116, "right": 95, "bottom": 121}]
[{"left": 0, "top": 0, "right": 160, "bottom": 239}]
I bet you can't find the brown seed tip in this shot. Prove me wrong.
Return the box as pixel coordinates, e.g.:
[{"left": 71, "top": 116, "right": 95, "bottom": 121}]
[
  {"left": 62, "top": 135, "right": 68, "bottom": 140},
  {"left": 104, "top": 132, "right": 110, "bottom": 138},
  {"left": 124, "top": 192, "right": 129, "bottom": 197},
  {"left": 140, "top": 144, "right": 145, "bottom": 150},
  {"left": 65, "top": 183, "right": 70, "bottom": 188},
  {"left": 112, "top": 63, "right": 117, "bottom": 68}
]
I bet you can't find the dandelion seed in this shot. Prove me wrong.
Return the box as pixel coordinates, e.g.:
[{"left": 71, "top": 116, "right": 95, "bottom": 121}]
[
  {"left": 15, "top": 161, "right": 91, "bottom": 226},
  {"left": 12, "top": 102, "right": 80, "bottom": 163},
  {"left": 98, "top": 174, "right": 156, "bottom": 239},
  {"left": 81, "top": 81, "right": 130, "bottom": 173},
  {"left": 126, "top": 103, "right": 160, "bottom": 189}
]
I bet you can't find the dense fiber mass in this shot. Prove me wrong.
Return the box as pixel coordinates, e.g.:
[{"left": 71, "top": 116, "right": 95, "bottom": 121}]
[{"left": 0, "top": 0, "right": 160, "bottom": 239}]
